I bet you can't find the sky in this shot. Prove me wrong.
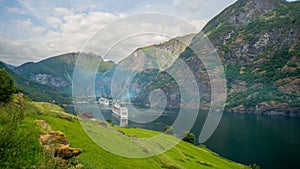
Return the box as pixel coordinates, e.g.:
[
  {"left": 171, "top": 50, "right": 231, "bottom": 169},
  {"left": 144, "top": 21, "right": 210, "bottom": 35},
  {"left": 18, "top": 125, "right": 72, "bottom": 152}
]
[{"left": 0, "top": 0, "right": 237, "bottom": 66}]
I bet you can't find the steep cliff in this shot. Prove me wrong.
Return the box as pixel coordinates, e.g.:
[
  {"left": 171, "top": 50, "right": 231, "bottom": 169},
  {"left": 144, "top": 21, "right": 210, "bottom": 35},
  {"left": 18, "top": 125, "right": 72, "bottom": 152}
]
[{"left": 137, "top": 0, "right": 300, "bottom": 116}]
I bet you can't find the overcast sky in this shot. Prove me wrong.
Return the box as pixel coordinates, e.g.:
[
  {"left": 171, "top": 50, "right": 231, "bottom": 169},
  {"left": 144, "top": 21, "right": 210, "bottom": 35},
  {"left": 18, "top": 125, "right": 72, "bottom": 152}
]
[{"left": 0, "top": 0, "right": 237, "bottom": 66}]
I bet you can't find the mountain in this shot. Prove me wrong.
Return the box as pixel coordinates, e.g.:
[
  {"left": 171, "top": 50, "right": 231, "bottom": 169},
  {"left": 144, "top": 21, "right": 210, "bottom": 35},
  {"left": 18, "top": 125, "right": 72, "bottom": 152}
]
[
  {"left": 12, "top": 52, "right": 116, "bottom": 105},
  {"left": 135, "top": 0, "right": 300, "bottom": 116},
  {"left": 0, "top": 61, "right": 71, "bottom": 104},
  {"left": 203, "top": 0, "right": 300, "bottom": 115},
  {"left": 15, "top": 52, "right": 78, "bottom": 88},
  {"left": 11, "top": 34, "right": 194, "bottom": 102},
  {"left": 6, "top": 34, "right": 193, "bottom": 106},
  {"left": 109, "top": 34, "right": 195, "bottom": 99},
  {"left": 119, "top": 33, "right": 195, "bottom": 71},
  {"left": 15, "top": 52, "right": 115, "bottom": 89}
]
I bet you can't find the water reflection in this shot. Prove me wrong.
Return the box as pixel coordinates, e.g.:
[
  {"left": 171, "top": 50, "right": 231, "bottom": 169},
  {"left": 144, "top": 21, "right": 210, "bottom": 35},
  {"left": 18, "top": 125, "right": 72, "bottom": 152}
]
[
  {"left": 120, "top": 118, "right": 128, "bottom": 127},
  {"left": 111, "top": 113, "right": 128, "bottom": 127}
]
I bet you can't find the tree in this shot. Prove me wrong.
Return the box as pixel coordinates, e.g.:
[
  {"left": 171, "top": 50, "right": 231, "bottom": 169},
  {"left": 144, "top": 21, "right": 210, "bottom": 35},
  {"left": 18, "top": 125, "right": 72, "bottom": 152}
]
[
  {"left": 182, "top": 131, "right": 195, "bottom": 144},
  {"left": 163, "top": 125, "right": 174, "bottom": 135},
  {"left": 0, "top": 69, "right": 15, "bottom": 103}
]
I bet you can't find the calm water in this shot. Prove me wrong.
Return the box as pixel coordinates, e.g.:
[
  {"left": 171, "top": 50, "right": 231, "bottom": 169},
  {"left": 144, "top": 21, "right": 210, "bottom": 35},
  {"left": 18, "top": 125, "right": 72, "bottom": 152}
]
[{"left": 73, "top": 104, "right": 300, "bottom": 169}]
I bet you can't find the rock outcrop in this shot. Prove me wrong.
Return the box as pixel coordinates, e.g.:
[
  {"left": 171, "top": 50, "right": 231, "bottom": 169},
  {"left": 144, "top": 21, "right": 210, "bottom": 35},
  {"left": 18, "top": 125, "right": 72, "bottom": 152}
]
[{"left": 37, "top": 120, "right": 82, "bottom": 160}]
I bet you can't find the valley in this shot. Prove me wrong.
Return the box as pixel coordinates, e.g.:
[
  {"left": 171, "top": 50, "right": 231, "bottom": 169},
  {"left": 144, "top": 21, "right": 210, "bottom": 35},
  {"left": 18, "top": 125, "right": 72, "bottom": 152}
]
[{"left": 0, "top": 0, "right": 299, "bottom": 168}]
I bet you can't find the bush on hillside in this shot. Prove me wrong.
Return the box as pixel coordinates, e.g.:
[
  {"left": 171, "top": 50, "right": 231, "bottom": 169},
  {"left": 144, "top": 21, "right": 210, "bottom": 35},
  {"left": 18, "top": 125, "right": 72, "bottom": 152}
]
[
  {"left": 163, "top": 125, "right": 174, "bottom": 135},
  {"left": 182, "top": 131, "right": 196, "bottom": 144},
  {"left": 0, "top": 69, "right": 15, "bottom": 103}
]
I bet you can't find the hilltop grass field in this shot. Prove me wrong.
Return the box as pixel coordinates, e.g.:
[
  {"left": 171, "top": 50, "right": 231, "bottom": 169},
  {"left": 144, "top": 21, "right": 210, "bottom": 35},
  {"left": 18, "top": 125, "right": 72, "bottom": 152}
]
[{"left": 0, "top": 95, "right": 248, "bottom": 169}]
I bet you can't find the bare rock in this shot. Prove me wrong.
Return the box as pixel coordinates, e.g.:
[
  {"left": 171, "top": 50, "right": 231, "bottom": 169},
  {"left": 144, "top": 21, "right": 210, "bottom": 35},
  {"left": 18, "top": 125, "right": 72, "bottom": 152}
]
[
  {"left": 38, "top": 123, "right": 83, "bottom": 160},
  {"left": 56, "top": 144, "right": 82, "bottom": 160},
  {"left": 40, "top": 131, "right": 69, "bottom": 145}
]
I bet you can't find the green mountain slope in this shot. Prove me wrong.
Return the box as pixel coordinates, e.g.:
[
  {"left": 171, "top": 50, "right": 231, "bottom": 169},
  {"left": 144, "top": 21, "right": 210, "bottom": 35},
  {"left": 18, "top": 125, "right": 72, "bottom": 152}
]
[
  {"left": 0, "top": 61, "right": 71, "bottom": 104},
  {"left": 9, "top": 52, "right": 115, "bottom": 106},
  {"left": 0, "top": 96, "right": 248, "bottom": 169},
  {"left": 15, "top": 52, "right": 115, "bottom": 89},
  {"left": 136, "top": 0, "right": 300, "bottom": 116}
]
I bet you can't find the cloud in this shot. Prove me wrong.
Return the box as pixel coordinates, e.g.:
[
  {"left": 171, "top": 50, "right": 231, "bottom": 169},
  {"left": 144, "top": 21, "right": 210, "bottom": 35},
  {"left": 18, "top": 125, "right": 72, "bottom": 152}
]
[
  {"left": 0, "top": 0, "right": 237, "bottom": 66},
  {"left": 0, "top": 7, "right": 124, "bottom": 65},
  {"left": 174, "top": 0, "right": 203, "bottom": 12},
  {"left": 0, "top": 38, "right": 47, "bottom": 65},
  {"left": 54, "top": 7, "right": 74, "bottom": 17},
  {"left": 0, "top": 7, "right": 199, "bottom": 65},
  {"left": 45, "top": 16, "right": 62, "bottom": 29},
  {"left": 14, "top": 19, "right": 46, "bottom": 34},
  {"left": 6, "top": 7, "right": 26, "bottom": 14},
  {"left": 83, "top": 13, "right": 199, "bottom": 62},
  {"left": 190, "top": 19, "right": 209, "bottom": 31}
]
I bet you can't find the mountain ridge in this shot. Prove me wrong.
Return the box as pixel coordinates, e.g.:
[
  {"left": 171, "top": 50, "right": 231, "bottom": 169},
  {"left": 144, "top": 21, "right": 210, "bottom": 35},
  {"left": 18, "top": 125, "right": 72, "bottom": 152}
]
[
  {"left": 1, "top": 34, "right": 195, "bottom": 106},
  {"left": 0, "top": 61, "right": 71, "bottom": 104},
  {"left": 135, "top": 0, "right": 300, "bottom": 116}
]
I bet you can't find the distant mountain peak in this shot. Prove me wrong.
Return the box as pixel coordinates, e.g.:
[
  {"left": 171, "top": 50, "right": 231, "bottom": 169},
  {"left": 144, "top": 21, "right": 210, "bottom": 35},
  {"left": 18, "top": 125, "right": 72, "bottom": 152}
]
[{"left": 119, "top": 34, "right": 195, "bottom": 71}]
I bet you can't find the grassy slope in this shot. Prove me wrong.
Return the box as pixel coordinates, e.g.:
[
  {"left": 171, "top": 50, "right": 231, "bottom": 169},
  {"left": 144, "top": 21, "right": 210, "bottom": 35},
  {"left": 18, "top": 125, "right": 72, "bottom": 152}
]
[{"left": 29, "top": 101, "right": 247, "bottom": 169}]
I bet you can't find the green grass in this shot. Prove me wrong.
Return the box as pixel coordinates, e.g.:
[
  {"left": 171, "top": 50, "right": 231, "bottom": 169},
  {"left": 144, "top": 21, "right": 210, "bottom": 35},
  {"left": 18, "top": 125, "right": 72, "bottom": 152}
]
[
  {"left": 0, "top": 96, "right": 77, "bottom": 169},
  {"left": 30, "top": 101, "right": 247, "bottom": 169},
  {"left": 1, "top": 98, "right": 248, "bottom": 169}
]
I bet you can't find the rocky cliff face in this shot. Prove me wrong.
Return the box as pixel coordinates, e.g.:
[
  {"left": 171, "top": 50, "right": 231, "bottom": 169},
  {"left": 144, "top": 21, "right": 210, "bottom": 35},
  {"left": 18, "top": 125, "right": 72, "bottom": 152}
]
[
  {"left": 203, "top": 0, "right": 300, "bottom": 115},
  {"left": 203, "top": 0, "right": 298, "bottom": 66},
  {"left": 136, "top": 0, "right": 300, "bottom": 116},
  {"left": 33, "top": 73, "right": 69, "bottom": 87}
]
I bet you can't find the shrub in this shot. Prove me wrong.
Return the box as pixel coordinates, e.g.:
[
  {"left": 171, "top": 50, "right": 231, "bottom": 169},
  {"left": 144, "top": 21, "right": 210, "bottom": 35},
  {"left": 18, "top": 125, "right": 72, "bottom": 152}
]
[
  {"left": 182, "top": 131, "right": 195, "bottom": 144},
  {"left": 163, "top": 125, "right": 174, "bottom": 135},
  {"left": 0, "top": 69, "right": 15, "bottom": 103},
  {"left": 287, "top": 61, "right": 297, "bottom": 67}
]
